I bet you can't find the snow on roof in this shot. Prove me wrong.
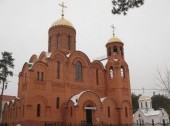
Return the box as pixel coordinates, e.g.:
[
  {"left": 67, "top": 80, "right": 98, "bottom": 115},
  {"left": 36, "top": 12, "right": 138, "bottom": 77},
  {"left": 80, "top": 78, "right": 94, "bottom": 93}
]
[
  {"left": 66, "top": 53, "right": 72, "bottom": 57},
  {"left": 70, "top": 90, "right": 91, "bottom": 105},
  {"left": 46, "top": 52, "right": 52, "bottom": 58},
  {"left": 16, "top": 97, "right": 20, "bottom": 100},
  {"left": 100, "top": 97, "right": 107, "bottom": 102},
  {"left": 141, "top": 109, "right": 161, "bottom": 116},
  {"left": 28, "top": 63, "right": 34, "bottom": 69},
  {"left": 11, "top": 100, "right": 15, "bottom": 103},
  {"left": 6, "top": 102, "right": 9, "bottom": 105}
]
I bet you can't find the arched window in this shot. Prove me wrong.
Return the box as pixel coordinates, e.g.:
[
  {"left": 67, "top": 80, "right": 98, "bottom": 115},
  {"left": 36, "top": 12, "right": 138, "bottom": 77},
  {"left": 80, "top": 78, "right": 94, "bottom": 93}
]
[
  {"left": 145, "top": 102, "right": 148, "bottom": 108},
  {"left": 139, "top": 119, "right": 142, "bottom": 126},
  {"left": 37, "top": 104, "right": 41, "bottom": 117},
  {"left": 68, "top": 35, "right": 71, "bottom": 50},
  {"left": 41, "top": 72, "right": 44, "bottom": 81},
  {"left": 120, "top": 46, "right": 124, "bottom": 55},
  {"left": 163, "top": 119, "right": 166, "bottom": 126},
  {"left": 113, "top": 46, "right": 118, "bottom": 55},
  {"left": 108, "top": 106, "right": 110, "bottom": 118},
  {"left": 37, "top": 71, "right": 44, "bottom": 81},
  {"left": 56, "top": 97, "right": 60, "bottom": 109},
  {"left": 142, "top": 120, "right": 144, "bottom": 125},
  {"left": 152, "top": 119, "right": 154, "bottom": 126},
  {"left": 96, "top": 69, "right": 99, "bottom": 85},
  {"left": 75, "top": 61, "right": 82, "bottom": 81},
  {"left": 57, "top": 61, "right": 60, "bottom": 79},
  {"left": 37, "top": 71, "right": 40, "bottom": 81},
  {"left": 125, "top": 107, "right": 128, "bottom": 117},
  {"left": 107, "top": 47, "right": 111, "bottom": 56},
  {"left": 48, "top": 37, "right": 51, "bottom": 51},
  {"left": 120, "top": 66, "right": 125, "bottom": 78},
  {"left": 70, "top": 106, "right": 73, "bottom": 116},
  {"left": 109, "top": 66, "right": 114, "bottom": 79},
  {"left": 57, "top": 35, "right": 61, "bottom": 49},
  {"left": 141, "top": 102, "right": 143, "bottom": 109},
  {"left": 22, "top": 105, "right": 25, "bottom": 117}
]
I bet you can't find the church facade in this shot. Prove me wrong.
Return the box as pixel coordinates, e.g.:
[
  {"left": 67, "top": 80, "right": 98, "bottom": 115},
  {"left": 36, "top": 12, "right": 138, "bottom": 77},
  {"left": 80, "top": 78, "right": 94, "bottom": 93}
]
[
  {"left": 3, "top": 4, "right": 132, "bottom": 126},
  {"left": 133, "top": 94, "right": 169, "bottom": 126}
]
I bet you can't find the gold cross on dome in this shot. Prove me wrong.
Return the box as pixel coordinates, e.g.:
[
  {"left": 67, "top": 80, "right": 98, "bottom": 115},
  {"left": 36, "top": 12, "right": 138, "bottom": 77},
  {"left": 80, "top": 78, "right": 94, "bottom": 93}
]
[
  {"left": 59, "top": 1, "right": 67, "bottom": 18},
  {"left": 111, "top": 24, "right": 115, "bottom": 36}
]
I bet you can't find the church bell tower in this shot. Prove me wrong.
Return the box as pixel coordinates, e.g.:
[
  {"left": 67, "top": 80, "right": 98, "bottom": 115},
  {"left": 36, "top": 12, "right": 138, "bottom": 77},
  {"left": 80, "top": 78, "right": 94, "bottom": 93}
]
[{"left": 105, "top": 25, "right": 131, "bottom": 105}]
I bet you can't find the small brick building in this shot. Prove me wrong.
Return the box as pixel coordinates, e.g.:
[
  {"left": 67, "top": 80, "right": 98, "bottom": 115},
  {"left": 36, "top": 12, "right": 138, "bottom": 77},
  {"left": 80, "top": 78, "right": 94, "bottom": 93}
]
[{"left": 3, "top": 11, "right": 132, "bottom": 126}]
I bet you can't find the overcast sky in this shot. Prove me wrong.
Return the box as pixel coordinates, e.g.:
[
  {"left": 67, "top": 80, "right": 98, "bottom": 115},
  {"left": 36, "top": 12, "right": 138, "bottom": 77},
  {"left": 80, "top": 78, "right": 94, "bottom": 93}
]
[{"left": 0, "top": 0, "right": 170, "bottom": 96}]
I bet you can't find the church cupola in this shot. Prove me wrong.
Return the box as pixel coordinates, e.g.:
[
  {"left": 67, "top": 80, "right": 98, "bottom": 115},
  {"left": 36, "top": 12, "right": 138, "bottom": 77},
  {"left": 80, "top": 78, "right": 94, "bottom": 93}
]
[
  {"left": 138, "top": 95, "right": 152, "bottom": 110},
  {"left": 105, "top": 25, "right": 131, "bottom": 95},
  {"left": 106, "top": 25, "right": 124, "bottom": 60},
  {"left": 48, "top": 2, "right": 76, "bottom": 54}
]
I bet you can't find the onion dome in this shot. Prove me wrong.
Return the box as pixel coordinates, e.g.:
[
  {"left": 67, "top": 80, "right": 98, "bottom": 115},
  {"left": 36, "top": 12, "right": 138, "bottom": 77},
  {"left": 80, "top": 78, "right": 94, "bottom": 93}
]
[
  {"left": 51, "top": 18, "right": 74, "bottom": 28},
  {"left": 107, "top": 36, "right": 122, "bottom": 44},
  {"left": 139, "top": 95, "right": 151, "bottom": 101},
  {"left": 106, "top": 25, "right": 123, "bottom": 44}
]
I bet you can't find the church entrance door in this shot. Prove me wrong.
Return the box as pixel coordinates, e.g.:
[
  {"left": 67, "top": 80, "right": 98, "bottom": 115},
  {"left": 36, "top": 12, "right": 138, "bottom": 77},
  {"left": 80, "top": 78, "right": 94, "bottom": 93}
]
[{"left": 86, "top": 109, "right": 93, "bottom": 126}]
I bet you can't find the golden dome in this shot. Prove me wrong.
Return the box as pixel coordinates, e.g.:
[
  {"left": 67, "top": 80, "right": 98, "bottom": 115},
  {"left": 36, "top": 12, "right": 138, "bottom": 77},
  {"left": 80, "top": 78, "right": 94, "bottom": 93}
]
[
  {"left": 51, "top": 18, "right": 74, "bottom": 28},
  {"left": 139, "top": 95, "right": 151, "bottom": 101},
  {"left": 107, "top": 36, "right": 122, "bottom": 44}
]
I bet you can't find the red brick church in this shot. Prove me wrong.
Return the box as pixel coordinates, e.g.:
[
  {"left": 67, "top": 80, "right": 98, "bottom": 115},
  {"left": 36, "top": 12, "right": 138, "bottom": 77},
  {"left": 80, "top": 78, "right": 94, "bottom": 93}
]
[{"left": 3, "top": 2, "right": 132, "bottom": 126}]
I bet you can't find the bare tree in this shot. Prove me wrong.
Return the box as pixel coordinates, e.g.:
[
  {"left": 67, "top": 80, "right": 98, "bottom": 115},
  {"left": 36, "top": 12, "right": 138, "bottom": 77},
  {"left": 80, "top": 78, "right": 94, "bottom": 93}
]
[{"left": 156, "top": 66, "right": 170, "bottom": 98}]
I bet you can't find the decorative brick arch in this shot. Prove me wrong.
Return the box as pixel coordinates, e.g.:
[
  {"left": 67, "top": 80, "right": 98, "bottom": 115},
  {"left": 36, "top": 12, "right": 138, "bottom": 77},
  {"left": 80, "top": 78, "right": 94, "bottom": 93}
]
[
  {"left": 21, "top": 62, "right": 30, "bottom": 73},
  {"left": 90, "top": 60, "right": 104, "bottom": 70},
  {"left": 120, "top": 100, "right": 132, "bottom": 125},
  {"left": 101, "top": 97, "right": 118, "bottom": 125},
  {"left": 29, "top": 54, "right": 38, "bottom": 63},
  {"left": 68, "top": 51, "right": 90, "bottom": 67},
  {"left": 32, "top": 95, "right": 48, "bottom": 105},
  {"left": 31, "top": 95, "right": 48, "bottom": 119},
  {"left": 105, "top": 60, "right": 119, "bottom": 70},
  {"left": 38, "top": 51, "right": 48, "bottom": 62},
  {"left": 101, "top": 97, "right": 117, "bottom": 107},
  {"left": 31, "top": 61, "right": 48, "bottom": 70},
  {"left": 49, "top": 51, "right": 68, "bottom": 62}
]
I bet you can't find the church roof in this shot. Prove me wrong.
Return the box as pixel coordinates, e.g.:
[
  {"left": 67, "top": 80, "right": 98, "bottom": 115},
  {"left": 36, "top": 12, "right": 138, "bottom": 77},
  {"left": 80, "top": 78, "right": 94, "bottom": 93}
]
[
  {"left": 107, "top": 36, "right": 122, "bottom": 44},
  {"left": 70, "top": 90, "right": 90, "bottom": 105},
  {"left": 2, "top": 95, "right": 16, "bottom": 101},
  {"left": 51, "top": 18, "right": 74, "bottom": 28},
  {"left": 141, "top": 109, "right": 161, "bottom": 116},
  {"left": 139, "top": 95, "right": 151, "bottom": 101}
]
